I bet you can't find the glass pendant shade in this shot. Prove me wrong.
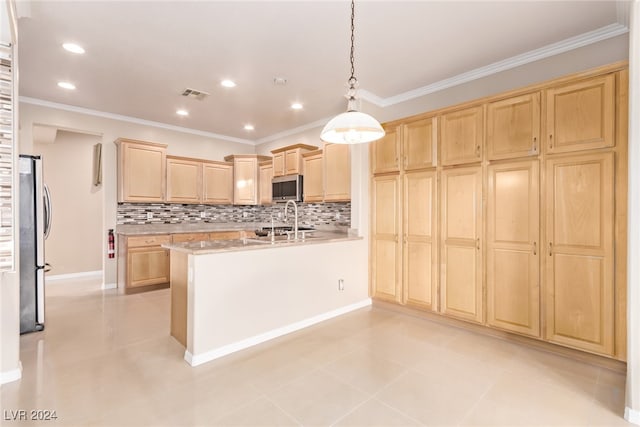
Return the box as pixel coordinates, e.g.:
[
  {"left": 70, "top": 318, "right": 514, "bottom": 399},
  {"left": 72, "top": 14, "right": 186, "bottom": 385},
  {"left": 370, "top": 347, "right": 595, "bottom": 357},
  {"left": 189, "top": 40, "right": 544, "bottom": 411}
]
[{"left": 321, "top": 110, "right": 385, "bottom": 144}]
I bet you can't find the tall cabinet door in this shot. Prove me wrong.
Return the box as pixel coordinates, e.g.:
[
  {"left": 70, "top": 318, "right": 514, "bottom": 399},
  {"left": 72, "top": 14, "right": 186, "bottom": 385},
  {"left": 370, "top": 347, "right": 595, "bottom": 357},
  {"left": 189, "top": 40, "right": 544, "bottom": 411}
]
[
  {"left": 487, "top": 160, "right": 540, "bottom": 337},
  {"left": 403, "top": 170, "right": 437, "bottom": 311},
  {"left": 371, "top": 174, "right": 401, "bottom": 302},
  {"left": 545, "top": 152, "right": 614, "bottom": 355},
  {"left": 440, "top": 166, "right": 483, "bottom": 322}
]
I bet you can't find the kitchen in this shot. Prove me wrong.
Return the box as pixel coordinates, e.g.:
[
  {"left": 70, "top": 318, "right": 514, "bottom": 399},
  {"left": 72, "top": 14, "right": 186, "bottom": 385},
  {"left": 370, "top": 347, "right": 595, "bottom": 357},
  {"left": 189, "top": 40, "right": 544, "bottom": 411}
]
[{"left": 1, "top": 1, "right": 640, "bottom": 426}]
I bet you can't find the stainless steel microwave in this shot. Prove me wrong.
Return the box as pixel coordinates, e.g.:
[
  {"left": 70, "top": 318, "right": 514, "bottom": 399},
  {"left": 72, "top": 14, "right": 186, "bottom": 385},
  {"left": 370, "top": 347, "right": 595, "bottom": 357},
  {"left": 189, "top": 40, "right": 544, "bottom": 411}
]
[{"left": 272, "top": 175, "right": 303, "bottom": 202}]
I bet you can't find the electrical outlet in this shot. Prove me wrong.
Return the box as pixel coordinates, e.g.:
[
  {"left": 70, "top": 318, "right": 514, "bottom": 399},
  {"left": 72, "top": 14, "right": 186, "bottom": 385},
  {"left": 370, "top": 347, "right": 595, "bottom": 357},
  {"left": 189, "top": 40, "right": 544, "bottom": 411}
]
[
  {"left": 200, "top": 212, "right": 206, "bottom": 218},
  {"left": 338, "top": 279, "right": 344, "bottom": 291},
  {"left": 335, "top": 212, "right": 341, "bottom": 220},
  {"left": 242, "top": 211, "right": 248, "bottom": 218},
  {"left": 146, "top": 212, "right": 153, "bottom": 220},
  {"left": 277, "top": 212, "right": 282, "bottom": 219}
]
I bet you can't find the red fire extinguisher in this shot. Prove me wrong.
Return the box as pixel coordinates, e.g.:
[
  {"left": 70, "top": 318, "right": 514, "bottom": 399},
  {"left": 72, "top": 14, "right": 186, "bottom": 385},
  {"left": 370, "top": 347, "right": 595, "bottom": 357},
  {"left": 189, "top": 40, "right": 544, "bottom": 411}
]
[{"left": 108, "top": 229, "right": 115, "bottom": 259}]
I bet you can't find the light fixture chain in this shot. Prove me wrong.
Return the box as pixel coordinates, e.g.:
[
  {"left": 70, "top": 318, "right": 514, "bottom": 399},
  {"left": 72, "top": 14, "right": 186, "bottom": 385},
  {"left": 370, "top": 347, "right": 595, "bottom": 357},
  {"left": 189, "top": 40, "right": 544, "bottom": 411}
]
[{"left": 349, "top": 0, "right": 356, "bottom": 85}]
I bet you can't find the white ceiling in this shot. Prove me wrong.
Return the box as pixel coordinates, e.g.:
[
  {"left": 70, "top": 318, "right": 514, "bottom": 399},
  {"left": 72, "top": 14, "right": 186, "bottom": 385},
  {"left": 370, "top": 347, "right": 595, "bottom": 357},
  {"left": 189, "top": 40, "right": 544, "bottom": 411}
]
[{"left": 17, "top": 1, "right": 627, "bottom": 144}]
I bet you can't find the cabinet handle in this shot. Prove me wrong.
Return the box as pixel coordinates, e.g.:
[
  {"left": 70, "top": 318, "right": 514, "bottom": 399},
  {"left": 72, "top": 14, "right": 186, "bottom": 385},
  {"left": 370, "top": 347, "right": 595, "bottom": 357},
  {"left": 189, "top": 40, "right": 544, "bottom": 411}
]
[
  {"left": 549, "top": 134, "right": 553, "bottom": 149},
  {"left": 548, "top": 242, "right": 553, "bottom": 256},
  {"left": 533, "top": 241, "right": 537, "bottom": 255},
  {"left": 532, "top": 136, "right": 537, "bottom": 153},
  {"left": 404, "top": 156, "right": 408, "bottom": 168},
  {"left": 476, "top": 238, "right": 480, "bottom": 250},
  {"left": 476, "top": 145, "right": 481, "bottom": 157}
]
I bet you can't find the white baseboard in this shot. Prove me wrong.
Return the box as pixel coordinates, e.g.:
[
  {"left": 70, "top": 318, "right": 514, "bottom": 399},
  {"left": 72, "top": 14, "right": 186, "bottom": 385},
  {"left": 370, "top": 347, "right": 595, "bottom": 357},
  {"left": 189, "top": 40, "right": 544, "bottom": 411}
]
[
  {"left": 626, "top": 407, "right": 640, "bottom": 425},
  {"left": 184, "top": 298, "right": 372, "bottom": 367},
  {"left": 46, "top": 270, "right": 102, "bottom": 282},
  {"left": 0, "top": 362, "right": 22, "bottom": 386},
  {"left": 101, "top": 282, "right": 117, "bottom": 290}
]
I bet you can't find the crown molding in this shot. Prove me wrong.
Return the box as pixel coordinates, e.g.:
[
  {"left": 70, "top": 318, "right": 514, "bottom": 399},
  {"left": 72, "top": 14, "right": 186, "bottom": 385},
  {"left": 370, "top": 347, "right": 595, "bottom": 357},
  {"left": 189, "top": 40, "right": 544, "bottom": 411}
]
[
  {"left": 19, "top": 96, "right": 256, "bottom": 145},
  {"left": 359, "top": 23, "right": 629, "bottom": 108},
  {"left": 254, "top": 117, "right": 329, "bottom": 145}
]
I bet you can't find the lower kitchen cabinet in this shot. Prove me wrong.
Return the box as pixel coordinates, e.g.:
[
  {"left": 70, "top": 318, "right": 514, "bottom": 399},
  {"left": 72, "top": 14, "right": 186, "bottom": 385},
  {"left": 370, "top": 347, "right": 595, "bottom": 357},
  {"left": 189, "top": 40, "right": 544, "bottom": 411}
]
[
  {"left": 122, "top": 234, "right": 171, "bottom": 289},
  {"left": 440, "top": 166, "right": 483, "bottom": 323},
  {"left": 371, "top": 174, "right": 401, "bottom": 302},
  {"left": 402, "top": 170, "right": 437, "bottom": 310},
  {"left": 487, "top": 160, "right": 540, "bottom": 337},
  {"left": 544, "top": 151, "right": 615, "bottom": 355}
]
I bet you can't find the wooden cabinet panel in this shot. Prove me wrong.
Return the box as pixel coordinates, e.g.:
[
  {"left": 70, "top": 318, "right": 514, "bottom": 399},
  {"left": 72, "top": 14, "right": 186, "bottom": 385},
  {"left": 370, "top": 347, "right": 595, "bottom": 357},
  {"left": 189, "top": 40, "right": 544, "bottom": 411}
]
[
  {"left": 285, "top": 149, "right": 300, "bottom": 175},
  {"left": 271, "top": 144, "right": 318, "bottom": 177},
  {"left": 487, "top": 160, "right": 540, "bottom": 337},
  {"left": 127, "top": 247, "right": 169, "bottom": 288},
  {"left": 273, "top": 152, "right": 285, "bottom": 177},
  {"left": 127, "top": 234, "right": 171, "bottom": 248},
  {"left": 259, "top": 162, "right": 273, "bottom": 205},
  {"left": 546, "top": 74, "right": 615, "bottom": 154},
  {"left": 440, "top": 166, "right": 482, "bottom": 322},
  {"left": 172, "top": 233, "right": 209, "bottom": 243},
  {"left": 440, "top": 106, "right": 483, "bottom": 166},
  {"left": 303, "top": 151, "right": 324, "bottom": 202},
  {"left": 166, "top": 157, "right": 201, "bottom": 204},
  {"left": 117, "top": 139, "right": 166, "bottom": 202},
  {"left": 545, "top": 152, "right": 614, "bottom": 355},
  {"left": 487, "top": 93, "right": 540, "bottom": 160},
  {"left": 403, "top": 117, "right": 436, "bottom": 170},
  {"left": 402, "top": 170, "right": 437, "bottom": 310},
  {"left": 371, "top": 175, "right": 401, "bottom": 302},
  {"left": 209, "top": 231, "right": 242, "bottom": 240},
  {"left": 324, "top": 143, "right": 351, "bottom": 201},
  {"left": 372, "top": 125, "right": 400, "bottom": 174},
  {"left": 202, "top": 162, "right": 233, "bottom": 205},
  {"left": 225, "top": 155, "right": 270, "bottom": 205}
]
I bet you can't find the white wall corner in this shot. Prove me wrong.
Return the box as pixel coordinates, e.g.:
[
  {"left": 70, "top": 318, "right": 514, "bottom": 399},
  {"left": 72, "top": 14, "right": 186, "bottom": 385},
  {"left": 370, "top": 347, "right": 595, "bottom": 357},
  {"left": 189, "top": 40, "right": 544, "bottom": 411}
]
[
  {"left": 101, "top": 282, "right": 117, "bottom": 290},
  {"left": 625, "top": 407, "right": 640, "bottom": 425},
  {"left": 0, "top": 362, "right": 22, "bottom": 386}
]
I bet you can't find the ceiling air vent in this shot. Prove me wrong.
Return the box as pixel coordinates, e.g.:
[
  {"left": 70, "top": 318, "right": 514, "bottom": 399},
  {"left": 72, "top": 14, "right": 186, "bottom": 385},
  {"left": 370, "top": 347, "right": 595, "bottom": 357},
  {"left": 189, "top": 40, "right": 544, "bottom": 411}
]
[{"left": 181, "top": 88, "right": 210, "bottom": 101}]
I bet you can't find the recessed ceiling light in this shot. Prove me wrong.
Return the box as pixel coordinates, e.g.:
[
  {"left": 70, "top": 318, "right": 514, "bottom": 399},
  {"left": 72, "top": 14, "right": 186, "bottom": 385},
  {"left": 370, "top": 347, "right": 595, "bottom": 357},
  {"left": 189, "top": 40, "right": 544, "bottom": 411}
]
[
  {"left": 291, "top": 103, "right": 303, "bottom": 110},
  {"left": 176, "top": 109, "right": 189, "bottom": 116},
  {"left": 57, "top": 81, "right": 76, "bottom": 90},
  {"left": 62, "top": 43, "right": 85, "bottom": 54},
  {"left": 220, "top": 79, "right": 236, "bottom": 88},
  {"left": 244, "top": 124, "right": 255, "bottom": 131}
]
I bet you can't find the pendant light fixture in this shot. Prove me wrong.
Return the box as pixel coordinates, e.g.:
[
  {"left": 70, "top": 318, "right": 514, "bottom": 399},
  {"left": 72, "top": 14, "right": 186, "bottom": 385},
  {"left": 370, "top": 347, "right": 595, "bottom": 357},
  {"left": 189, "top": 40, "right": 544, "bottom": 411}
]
[{"left": 320, "top": 0, "right": 385, "bottom": 144}]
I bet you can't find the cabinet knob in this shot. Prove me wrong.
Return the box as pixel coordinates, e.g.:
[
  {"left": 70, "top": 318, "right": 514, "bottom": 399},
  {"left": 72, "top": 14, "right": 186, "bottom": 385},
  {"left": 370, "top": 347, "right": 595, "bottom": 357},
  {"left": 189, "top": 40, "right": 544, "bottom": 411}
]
[
  {"left": 533, "top": 241, "right": 537, "bottom": 255},
  {"left": 548, "top": 242, "right": 553, "bottom": 256},
  {"left": 476, "top": 238, "right": 480, "bottom": 250},
  {"left": 532, "top": 137, "right": 537, "bottom": 153},
  {"left": 549, "top": 134, "right": 553, "bottom": 149},
  {"left": 475, "top": 145, "right": 481, "bottom": 157}
]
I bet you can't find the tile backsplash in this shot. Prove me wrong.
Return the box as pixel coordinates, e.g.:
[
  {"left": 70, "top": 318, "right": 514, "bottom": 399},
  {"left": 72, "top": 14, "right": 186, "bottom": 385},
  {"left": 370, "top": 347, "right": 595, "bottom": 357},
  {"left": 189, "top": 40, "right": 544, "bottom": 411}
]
[{"left": 117, "top": 202, "right": 351, "bottom": 228}]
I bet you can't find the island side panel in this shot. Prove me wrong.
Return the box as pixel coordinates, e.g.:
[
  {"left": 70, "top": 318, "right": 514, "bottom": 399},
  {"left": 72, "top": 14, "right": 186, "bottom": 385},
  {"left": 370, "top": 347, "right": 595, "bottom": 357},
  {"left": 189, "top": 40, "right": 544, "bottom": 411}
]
[
  {"left": 170, "top": 250, "right": 189, "bottom": 347},
  {"left": 188, "top": 239, "right": 368, "bottom": 362}
]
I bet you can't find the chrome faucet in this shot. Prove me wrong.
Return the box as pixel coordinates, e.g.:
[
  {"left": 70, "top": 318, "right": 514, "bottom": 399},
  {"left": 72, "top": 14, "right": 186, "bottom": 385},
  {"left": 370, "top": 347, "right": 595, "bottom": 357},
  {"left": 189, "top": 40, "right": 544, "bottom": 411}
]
[{"left": 283, "top": 200, "right": 299, "bottom": 240}]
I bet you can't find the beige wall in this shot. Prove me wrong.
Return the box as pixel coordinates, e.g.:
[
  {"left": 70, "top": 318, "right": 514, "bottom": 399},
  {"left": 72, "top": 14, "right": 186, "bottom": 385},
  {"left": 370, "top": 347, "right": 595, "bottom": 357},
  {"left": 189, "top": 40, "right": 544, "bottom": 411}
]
[{"left": 34, "top": 131, "right": 103, "bottom": 276}]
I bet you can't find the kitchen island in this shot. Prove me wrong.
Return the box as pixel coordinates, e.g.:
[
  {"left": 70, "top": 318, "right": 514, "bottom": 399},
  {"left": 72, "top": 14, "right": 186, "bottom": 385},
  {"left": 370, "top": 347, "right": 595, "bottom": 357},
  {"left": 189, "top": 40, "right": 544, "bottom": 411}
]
[{"left": 164, "top": 231, "right": 369, "bottom": 366}]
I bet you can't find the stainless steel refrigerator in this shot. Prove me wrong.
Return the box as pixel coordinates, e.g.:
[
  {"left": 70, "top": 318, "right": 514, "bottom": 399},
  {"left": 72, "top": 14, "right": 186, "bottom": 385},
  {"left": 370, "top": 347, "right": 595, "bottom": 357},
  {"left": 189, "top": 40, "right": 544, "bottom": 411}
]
[{"left": 19, "top": 155, "right": 51, "bottom": 334}]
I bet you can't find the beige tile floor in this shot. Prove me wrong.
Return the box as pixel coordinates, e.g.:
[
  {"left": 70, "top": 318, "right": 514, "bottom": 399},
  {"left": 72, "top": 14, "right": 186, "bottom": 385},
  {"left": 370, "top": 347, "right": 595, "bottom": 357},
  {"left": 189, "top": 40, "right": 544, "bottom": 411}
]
[{"left": 0, "top": 278, "right": 631, "bottom": 426}]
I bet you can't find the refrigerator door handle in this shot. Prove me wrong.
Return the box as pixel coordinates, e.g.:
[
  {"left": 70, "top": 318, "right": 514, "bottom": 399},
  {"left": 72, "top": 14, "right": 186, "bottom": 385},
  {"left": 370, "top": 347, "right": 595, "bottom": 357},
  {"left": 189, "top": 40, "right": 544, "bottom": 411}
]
[
  {"left": 44, "top": 184, "right": 52, "bottom": 239},
  {"left": 43, "top": 263, "right": 52, "bottom": 273}
]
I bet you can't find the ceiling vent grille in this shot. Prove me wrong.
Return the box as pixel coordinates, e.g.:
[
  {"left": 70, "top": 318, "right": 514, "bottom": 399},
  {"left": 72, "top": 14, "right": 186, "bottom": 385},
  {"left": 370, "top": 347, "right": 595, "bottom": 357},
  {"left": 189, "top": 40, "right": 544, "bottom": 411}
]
[{"left": 181, "top": 88, "right": 210, "bottom": 101}]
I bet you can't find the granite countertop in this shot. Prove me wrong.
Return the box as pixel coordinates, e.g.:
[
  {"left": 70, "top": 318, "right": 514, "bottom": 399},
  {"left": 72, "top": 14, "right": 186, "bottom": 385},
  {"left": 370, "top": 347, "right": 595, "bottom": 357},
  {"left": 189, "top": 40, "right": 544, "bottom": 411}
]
[
  {"left": 116, "top": 222, "right": 349, "bottom": 236},
  {"left": 162, "top": 230, "right": 361, "bottom": 255}
]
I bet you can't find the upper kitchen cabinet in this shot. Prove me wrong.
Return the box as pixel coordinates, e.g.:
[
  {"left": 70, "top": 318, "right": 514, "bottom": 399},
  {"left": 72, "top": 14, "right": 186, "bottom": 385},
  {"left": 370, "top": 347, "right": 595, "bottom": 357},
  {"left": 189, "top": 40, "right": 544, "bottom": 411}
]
[
  {"left": 166, "top": 156, "right": 202, "bottom": 204},
  {"left": 323, "top": 143, "right": 351, "bottom": 202},
  {"left": 402, "top": 117, "right": 436, "bottom": 170},
  {"left": 440, "top": 105, "right": 484, "bottom": 166},
  {"left": 271, "top": 144, "right": 318, "bottom": 177},
  {"left": 202, "top": 161, "right": 233, "bottom": 205},
  {"left": 545, "top": 74, "right": 615, "bottom": 154},
  {"left": 225, "top": 154, "right": 271, "bottom": 205},
  {"left": 487, "top": 93, "right": 540, "bottom": 160},
  {"left": 258, "top": 160, "right": 273, "bottom": 205},
  {"left": 116, "top": 138, "right": 167, "bottom": 203},
  {"left": 302, "top": 150, "right": 324, "bottom": 202},
  {"left": 371, "top": 124, "right": 401, "bottom": 174}
]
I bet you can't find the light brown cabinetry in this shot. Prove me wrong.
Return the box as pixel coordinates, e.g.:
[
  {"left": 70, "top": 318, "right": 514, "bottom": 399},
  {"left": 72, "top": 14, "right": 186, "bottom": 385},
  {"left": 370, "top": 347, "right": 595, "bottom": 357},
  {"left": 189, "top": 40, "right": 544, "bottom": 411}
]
[
  {"left": 225, "top": 155, "right": 271, "bottom": 205},
  {"left": 371, "top": 174, "right": 401, "bottom": 302},
  {"left": 172, "top": 233, "right": 209, "bottom": 243},
  {"left": 440, "top": 106, "right": 483, "bottom": 166},
  {"left": 324, "top": 143, "right": 351, "bottom": 201},
  {"left": 116, "top": 138, "right": 167, "bottom": 203},
  {"left": 545, "top": 74, "right": 615, "bottom": 154},
  {"left": 371, "top": 125, "right": 401, "bottom": 174},
  {"left": 124, "top": 234, "right": 170, "bottom": 289},
  {"left": 202, "top": 161, "right": 233, "bottom": 205},
  {"left": 259, "top": 161, "right": 273, "bottom": 205},
  {"left": 302, "top": 150, "right": 324, "bottom": 202},
  {"left": 271, "top": 144, "right": 318, "bottom": 177},
  {"left": 166, "top": 156, "right": 202, "bottom": 204},
  {"left": 440, "top": 166, "right": 483, "bottom": 323},
  {"left": 487, "top": 93, "right": 540, "bottom": 160},
  {"left": 402, "top": 170, "right": 437, "bottom": 310},
  {"left": 544, "top": 152, "right": 614, "bottom": 355},
  {"left": 402, "top": 117, "right": 436, "bottom": 170},
  {"left": 487, "top": 160, "right": 540, "bottom": 337}
]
